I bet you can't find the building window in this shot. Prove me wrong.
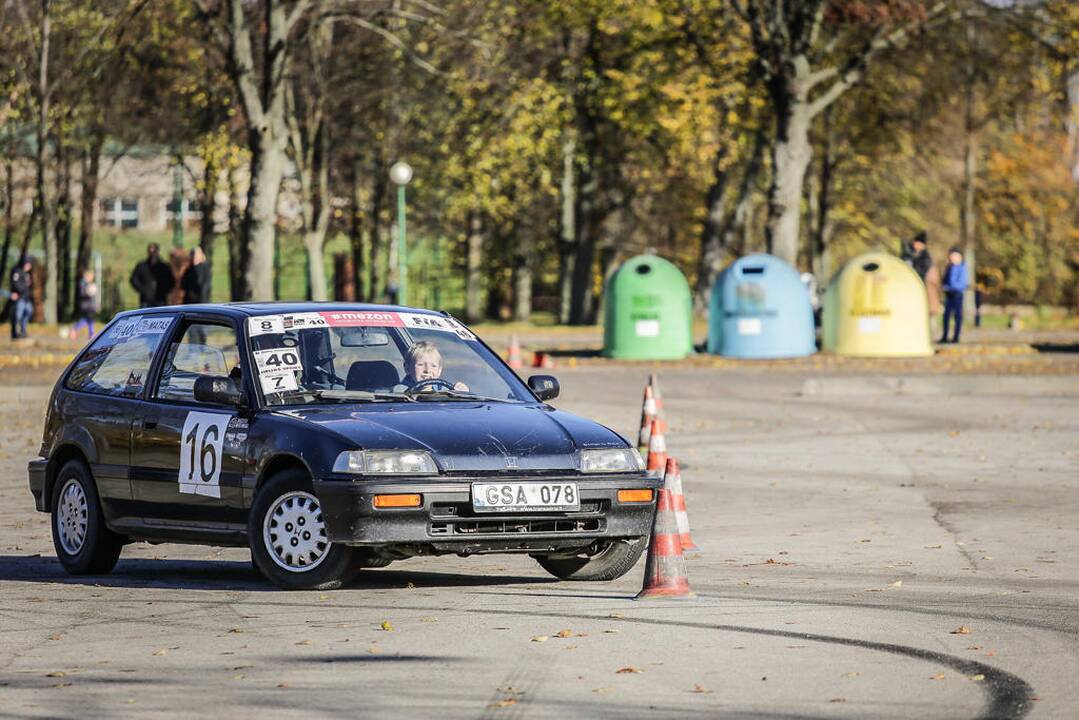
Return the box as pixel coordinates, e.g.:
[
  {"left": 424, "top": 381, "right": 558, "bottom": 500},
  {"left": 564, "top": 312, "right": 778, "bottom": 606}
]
[
  {"left": 100, "top": 198, "right": 140, "bottom": 229},
  {"left": 166, "top": 198, "right": 202, "bottom": 220}
]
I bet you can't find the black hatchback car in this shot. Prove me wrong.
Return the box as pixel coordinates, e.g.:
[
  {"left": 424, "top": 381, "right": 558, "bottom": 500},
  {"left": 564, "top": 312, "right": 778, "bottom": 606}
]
[{"left": 28, "top": 303, "right": 659, "bottom": 590}]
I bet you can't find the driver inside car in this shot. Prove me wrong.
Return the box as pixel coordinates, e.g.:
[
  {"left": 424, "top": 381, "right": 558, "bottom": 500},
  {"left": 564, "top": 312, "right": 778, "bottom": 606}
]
[{"left": 394, "top": 341, "right": 469, "bottom": 393}]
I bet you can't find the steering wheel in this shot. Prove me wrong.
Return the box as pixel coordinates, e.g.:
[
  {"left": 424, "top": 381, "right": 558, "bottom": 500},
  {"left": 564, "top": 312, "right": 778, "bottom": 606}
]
[{"left": 407, "top": 378, "right": 455, "bottom": 396}]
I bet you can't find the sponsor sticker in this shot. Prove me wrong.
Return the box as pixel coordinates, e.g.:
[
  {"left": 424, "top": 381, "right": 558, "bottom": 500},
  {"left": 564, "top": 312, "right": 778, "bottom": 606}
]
[
  {"left": 635, "top": 319, "right": 660, "bottom": 337},
  {"left": 857, "top": 316, "right": 882, "bottom": 334},
  {"left": 737, "top": 317, "right": 763, "bottom": 336},
  {"left": 320, "top": 310, "right": 403, "bottom": 327},
  {"left": 248, "top": 315, "right": 285, "bottom": 336},
  {"left": 252, "top": 348, "right": 302, "bottom": 395}
]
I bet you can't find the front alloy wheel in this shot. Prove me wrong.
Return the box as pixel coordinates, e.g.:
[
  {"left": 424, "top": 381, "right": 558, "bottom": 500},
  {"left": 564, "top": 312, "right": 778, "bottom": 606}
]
[{"left": 249, "top": 469, "right": 356, "bottom": 590}]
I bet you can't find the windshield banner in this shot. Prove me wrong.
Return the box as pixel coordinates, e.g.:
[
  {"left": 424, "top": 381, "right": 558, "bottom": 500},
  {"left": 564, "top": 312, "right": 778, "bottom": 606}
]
[{"left": 249, "top": 312, "right": 475, "bottom": 340}]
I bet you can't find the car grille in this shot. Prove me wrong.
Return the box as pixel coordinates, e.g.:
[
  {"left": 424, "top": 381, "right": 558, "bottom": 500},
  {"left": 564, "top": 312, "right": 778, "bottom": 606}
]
[{"left": 427, "top": 500, "right": 608, "bottom": 537}]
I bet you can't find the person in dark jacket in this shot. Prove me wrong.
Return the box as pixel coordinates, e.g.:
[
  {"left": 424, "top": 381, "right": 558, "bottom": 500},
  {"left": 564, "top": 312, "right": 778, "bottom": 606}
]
[
  {"left": 69, "top": 269, "right": 100, "bottom": 340},
  {"left": 8, "top": 256, "right": 33, "bottom": 340},
  {"left": 940, "top": 246, "right": 969, "bottom": 344},
  {"left": 180, "top": 246, "right": 211, "bottom": 304},
  {"left": 907, "top": 231, "right": 933, "bottom": 282},
  {"left": 130, "top": 243, "right": 175, "bottom": 307}
]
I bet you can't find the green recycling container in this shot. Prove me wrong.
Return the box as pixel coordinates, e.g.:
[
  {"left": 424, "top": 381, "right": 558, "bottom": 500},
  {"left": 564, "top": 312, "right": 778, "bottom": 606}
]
[{"left": 603, "top": 255, "right": 693, "bottom": 360}]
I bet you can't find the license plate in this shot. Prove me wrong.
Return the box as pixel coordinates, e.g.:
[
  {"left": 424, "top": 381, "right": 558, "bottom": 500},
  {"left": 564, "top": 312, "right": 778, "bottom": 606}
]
[{"left": 472, "top": 482, "right": 580, "bottom": 512}]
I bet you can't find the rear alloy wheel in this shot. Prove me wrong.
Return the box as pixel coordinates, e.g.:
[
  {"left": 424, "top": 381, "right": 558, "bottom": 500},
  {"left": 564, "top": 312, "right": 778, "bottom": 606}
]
[
  {"left": 51, "top": 459, "right": 123, "bottom": 575},
  {"left": 249, "top": 469, "right": 356, "bottom": 590},
  {"left": 534, "top": 537, "right": 647, "bottom": 581}
]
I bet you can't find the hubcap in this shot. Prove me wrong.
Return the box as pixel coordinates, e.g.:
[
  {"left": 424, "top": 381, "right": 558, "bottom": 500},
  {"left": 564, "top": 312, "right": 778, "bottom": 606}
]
[
  {"left": 56, "top": 478, "right": 88, "bottom": 556},
  {"left": 262, "top": 491, "right": 330, "bottom": 573}
]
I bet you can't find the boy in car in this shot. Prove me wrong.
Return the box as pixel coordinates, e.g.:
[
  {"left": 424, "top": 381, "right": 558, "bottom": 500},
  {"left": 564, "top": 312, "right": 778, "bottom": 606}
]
[{"left": 395, "top": 341, "right": 469, "bottom": 392}]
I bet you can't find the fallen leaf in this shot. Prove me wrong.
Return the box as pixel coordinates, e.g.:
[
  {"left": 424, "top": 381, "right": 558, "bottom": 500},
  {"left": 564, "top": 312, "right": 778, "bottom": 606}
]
[
  {"left": 48, "top": 634, "right": 63, "bottom": 641},
  {"left": 969, "top": 674, "right": 985, "bottom": 682},
  {"left": 531, "top": 635, "right": 549, "bottom": 643},
  {"left": 420, "top": 617, "right": 438, "bottom": 623},
  {"left": 891, "top": 581, "right": 903, "bottom": 588},
  {"left": 925, "top": 544, "right": 942, "bottom": 549},
  {"left": 842, "top": 671, "right": 860, "bottom": 678},
  {"left": 152, "top": 649, "right": 167, "bottom": 656},
  {"left": 45, "top": 671, "right": 65, "bottom": 678},
  {"left": 950, "top": 626, "right": 972, "bottom": 635},
  {"left": 930, "top": 673, "right": 946, "bottom": 681},
  {"left": 691, "top": 684, "right": 712, "bottom": 694},
  {"left": 405, "top": 582, "right": 416, "bottom": 589},
  {"left": 227, "top": 628, "right": 243, "bottom": 634},
  {"left": 616, "top": 667, "right": 642, "bottom": 674},
  {"left": 555, "top": 629, "right": 573, "bottom": 638},
  {"left": 367, "top": 646, "right": 381, "bottom": 654},
  {"left": 829, "top": 698, "right": 847, "bottom": 703},
  {"left": 966, "top": 645, "right": 981, "bottom": 651},
  {"left": 488, "top": 699, "right": 517, "bottom": 708},
  {"left": 380, "top": 621, "right": 395, "bottom": 632},
  {"left": 592, "top": 687, "right": 613, "bottom": 694},
  {"left": 277, "top": 682, "right": 290, "bottom": 688},
  {"left": 295, "top": 640, "right": 312, "bottom": 646}
]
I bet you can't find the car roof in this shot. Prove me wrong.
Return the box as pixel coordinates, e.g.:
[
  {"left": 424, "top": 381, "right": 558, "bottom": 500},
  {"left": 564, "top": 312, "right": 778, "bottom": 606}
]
[{"left": 112, "top": 302, "right": 449, "bottom": 321}]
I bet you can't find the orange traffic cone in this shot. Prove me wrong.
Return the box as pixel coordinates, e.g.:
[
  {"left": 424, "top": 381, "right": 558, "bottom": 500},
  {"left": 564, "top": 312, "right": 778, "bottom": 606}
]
[
  {"left": 637, "top": 385, "right": 657, "bottom": 453},
  {"left": 532, "top": 351, "right": 555, "bottom": 369},
  {"left": 663, "top": 457, "right": 698, "bottom": 551},
  {"left": 635, "top": 487, "right": 694, "bottom": 599},
  {"left": 645, "top": 419, "right": 667, "bottom": 476},
  {"left": 648, "top": 373, "right": 668, "bottom": 433},
  {"left": 507, "top": 334, "right": 523, "bottom": 370}
]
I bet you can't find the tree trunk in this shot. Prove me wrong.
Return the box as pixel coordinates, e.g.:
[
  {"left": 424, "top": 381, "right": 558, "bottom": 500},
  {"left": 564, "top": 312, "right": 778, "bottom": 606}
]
[
  {"left": 1, "top": 156, "right": 15, "bottom": 283},
  {"left": 199, "top": 150, "right": 220, "bottom": 297},
  {"left": 764, "top": 57, "right": 813, "bottom": 267},
  {"left": 960, "top": 22, "right": 978, "bottom": 312},
  {"left": 76, "top": 134, "right": 103, "bottom": 279},
  {"left": 369, "top": 154, "right": 385, "bottom": 302},
  {"left": 568, "top": 128, "right": 598, "bottom": 325},
  {"left": 693, "top": 144, "right": 732, "bottom": 313},
  {"left": 304, "top": 229, "right": 328, "bottom": 302},
  {"left": 465, "top": 210, "right": 483, "bottom": 323},
  {"left": 38, "top": 0, "right": 57, "bottom": 324},
  {"left": 558, "top": 133, "right": 576, "bottom": 325},
  {"left": 513, "top": 243, "right": 533, "bottom": 322},
  {"left": 55, "top": 139, "right": 72, "bottom": 320},
  {"left": 810, "top": 107, "right": 835, "bottom": 281},
  {"left": 227, "top": 161, "right": 245, "bottom": 301},
  {"left": 243, "top": 135, "right": 285, "bottom": 300},
  {"left": 349, "top": 160, "right": 366, "bottom": 300}
]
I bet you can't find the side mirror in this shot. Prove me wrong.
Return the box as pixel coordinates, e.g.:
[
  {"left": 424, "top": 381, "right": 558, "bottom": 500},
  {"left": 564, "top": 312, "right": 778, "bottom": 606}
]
[
  {"left": 527, "top": 375, "right": 559, "bottom": 402},
  {"left": 194, "top": 375, "right": 246, "bottom": 407}
]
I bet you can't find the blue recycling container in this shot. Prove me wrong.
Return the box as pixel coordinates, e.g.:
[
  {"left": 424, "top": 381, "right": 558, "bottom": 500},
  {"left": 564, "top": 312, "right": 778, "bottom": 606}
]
[{"left": 707, "top": 253, "right": 816, "bottom": 358}]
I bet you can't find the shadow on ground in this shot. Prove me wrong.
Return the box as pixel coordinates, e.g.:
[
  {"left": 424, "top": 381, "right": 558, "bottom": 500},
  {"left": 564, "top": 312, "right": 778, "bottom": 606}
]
[{"left": 0, "top": 554, "right": 558, "bottom": 592}]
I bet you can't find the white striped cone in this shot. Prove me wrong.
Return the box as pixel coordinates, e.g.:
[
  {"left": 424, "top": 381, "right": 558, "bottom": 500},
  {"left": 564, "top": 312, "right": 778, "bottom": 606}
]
[
  {"left": 637, "top": 385, "right": 656, "bottom": 452},
  {"left": 663, "top": 457, "right": 698, "bottom": 551}
]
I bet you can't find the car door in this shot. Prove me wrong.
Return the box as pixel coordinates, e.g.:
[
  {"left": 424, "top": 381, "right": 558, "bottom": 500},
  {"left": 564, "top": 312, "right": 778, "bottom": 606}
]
[
  {"left": 61, "top": 313, "right": 177, "bottom": 520},
  {"left": 129, "top": 316, "right": 250, "bottom": 529}
]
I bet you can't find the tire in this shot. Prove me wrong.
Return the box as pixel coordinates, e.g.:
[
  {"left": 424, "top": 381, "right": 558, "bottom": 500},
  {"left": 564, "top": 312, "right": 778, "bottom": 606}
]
[
  {"left": 352, "top": 550, "right": 393, "bottom": 569},
  {"left": 534, "top": 537, "right": 647, "bottom": 581},
  {"left": 249, "top": 468, "right": 356, "bottom": 591},
  {"left": 50, "top": 459, "right": 123, "bottom": 575}
]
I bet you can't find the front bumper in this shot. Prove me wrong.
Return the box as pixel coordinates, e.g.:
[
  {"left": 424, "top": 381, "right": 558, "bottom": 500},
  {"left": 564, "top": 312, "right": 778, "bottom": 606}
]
[
  {"left": 28, "top": 457, "right": 47, "bottom": 512},
  {"left": 312, "top": 473, "right": 660, "bottom": 554}
]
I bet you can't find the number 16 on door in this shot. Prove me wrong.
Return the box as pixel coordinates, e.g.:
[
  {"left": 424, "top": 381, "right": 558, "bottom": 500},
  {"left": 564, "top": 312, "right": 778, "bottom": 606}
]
[{"left": 179, "top": 412, "right": 230, "bottom": 498}]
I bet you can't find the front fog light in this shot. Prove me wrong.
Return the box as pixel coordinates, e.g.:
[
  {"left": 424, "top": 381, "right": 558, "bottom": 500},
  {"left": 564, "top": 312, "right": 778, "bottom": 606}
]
[
  {"left": 333, "top": 450, "right": 438, "bottom": 475},
  {"left": 580, "top": 448, "right": 639, "bottom": 473}
]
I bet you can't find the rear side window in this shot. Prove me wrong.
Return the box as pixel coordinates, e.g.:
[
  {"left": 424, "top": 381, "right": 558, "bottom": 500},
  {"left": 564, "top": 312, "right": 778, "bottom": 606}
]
[{"left": 65, "top": 315, "right": 175, "bottom": 397}]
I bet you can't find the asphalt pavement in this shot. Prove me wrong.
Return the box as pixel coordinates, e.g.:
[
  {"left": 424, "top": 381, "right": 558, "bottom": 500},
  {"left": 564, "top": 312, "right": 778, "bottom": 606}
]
[{"left": 0, "top": 366, "right": 1076, "bottom": 719}]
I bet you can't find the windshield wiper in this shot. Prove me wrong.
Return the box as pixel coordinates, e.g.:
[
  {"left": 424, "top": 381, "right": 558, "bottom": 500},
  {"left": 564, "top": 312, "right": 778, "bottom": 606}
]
[
  {"left": 408, "top": 389, "right": 511, "bottom": 403},
  {"left": 308, "top": 389, "right": 417, "bottom": 403}
]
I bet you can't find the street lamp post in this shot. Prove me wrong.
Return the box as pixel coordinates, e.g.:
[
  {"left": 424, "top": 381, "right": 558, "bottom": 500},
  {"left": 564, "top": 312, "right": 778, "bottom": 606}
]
[{"left": 389, "top": 161, "right": 413, "bottom": 305}]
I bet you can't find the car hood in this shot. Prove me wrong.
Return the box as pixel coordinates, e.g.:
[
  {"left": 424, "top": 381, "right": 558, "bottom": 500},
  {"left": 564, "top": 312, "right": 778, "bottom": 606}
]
[{"left": 275, "top": 402, "right": 629, "bottom": 473}]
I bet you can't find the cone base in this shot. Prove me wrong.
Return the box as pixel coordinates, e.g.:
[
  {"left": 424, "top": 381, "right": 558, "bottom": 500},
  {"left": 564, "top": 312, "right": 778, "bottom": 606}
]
[
  {"left": 680, "top": 535, "right": 699, "bottom": 551},
  {"left": 634, "top": 585, "right": 697, "bottom": 600}
]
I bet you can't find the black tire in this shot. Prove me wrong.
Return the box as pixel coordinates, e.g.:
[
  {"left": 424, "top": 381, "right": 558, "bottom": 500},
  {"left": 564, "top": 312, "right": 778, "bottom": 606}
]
[
  {"left": 50, "top": 459, "right": 123, "bottom": 575},
  {"left": 248, "top": 468, "right": 356, "bottom": 591},
  {"left": 352, "top": 550, "right": 393, "bottom": 569},
  {"left": 534, "top": 537, "right": 647, "bottom": 581}
]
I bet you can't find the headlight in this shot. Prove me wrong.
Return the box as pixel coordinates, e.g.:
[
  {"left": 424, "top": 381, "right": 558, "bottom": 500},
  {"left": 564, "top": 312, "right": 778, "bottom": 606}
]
[
  {"left": 332, "top": 450, "right": 439, "bottom": 475},
  {"left": 580, "top": 448, "right": 643, "bottom": 473}
]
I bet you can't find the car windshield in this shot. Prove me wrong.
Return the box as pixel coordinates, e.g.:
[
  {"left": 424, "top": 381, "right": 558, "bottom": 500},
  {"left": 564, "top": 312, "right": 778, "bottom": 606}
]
[{"left": 246, "top": 310, "right": 530, "bottom": 406}]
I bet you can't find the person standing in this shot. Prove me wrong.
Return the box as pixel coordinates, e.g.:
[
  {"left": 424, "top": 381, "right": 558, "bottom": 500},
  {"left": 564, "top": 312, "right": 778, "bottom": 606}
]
[
  {"left": 129, "top": 243, "right": 175, "bottom": 307},
  {"left": 8, "top": 256, "right": 33, "bottom": 340},
  {"left": 907, "top": 231, "right": 933, "bottom": 282},
  {"left": 70, "top": 269, "right": 100, "bottom": 340},
  {"left": 940, "top": 247, "right": 969, "bottom": 344},
  {"left": 180, "top": 246, "right": 211, "bottom": 304}
]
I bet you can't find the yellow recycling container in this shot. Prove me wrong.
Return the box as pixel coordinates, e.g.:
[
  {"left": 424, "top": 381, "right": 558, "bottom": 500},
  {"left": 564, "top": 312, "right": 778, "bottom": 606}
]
[{"left": 822, "top": 251, "right": 933, "bottom": 357}]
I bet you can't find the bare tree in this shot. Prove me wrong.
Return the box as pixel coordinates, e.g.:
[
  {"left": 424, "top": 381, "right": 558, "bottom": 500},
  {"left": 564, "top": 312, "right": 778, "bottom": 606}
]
[{"left": 198, "top": 0, "right": 312, "bottom": 301}]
